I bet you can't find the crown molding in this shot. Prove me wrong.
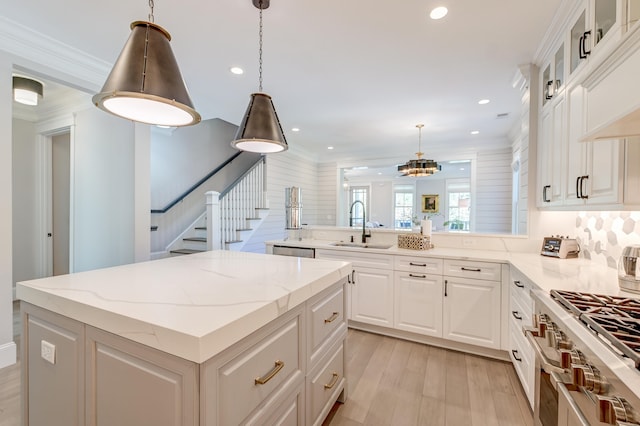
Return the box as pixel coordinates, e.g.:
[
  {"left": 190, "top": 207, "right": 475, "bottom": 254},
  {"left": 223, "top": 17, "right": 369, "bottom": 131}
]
[
  {"left": 0, "top": 16, "right": 110, "bottom": 91},
  {"left": 533, "top": 0, "right": 584, "bottom": 65}
]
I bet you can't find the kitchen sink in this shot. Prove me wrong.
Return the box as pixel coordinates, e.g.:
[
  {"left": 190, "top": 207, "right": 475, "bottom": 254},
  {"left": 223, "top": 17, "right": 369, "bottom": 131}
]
[{"left": 330, "top": 242, "right": 393, "bottom": 249}]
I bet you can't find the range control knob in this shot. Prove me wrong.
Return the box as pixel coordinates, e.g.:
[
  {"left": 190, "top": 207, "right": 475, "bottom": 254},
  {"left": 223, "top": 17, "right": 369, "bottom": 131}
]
[
  {"left": 572, "top": 364, "right": 609, "bottom": 394},
  {"left": 534, "top": 314, "right": 550, "bottom": 337},
  {"left": 596, "top": 396, "right": 637, "bottom": 425},
  {"left": 560, "top": 349, "right": 584, "bottom": 369},
  {"left": 548, "top": 329, "right": 572, "bottom": 350}
]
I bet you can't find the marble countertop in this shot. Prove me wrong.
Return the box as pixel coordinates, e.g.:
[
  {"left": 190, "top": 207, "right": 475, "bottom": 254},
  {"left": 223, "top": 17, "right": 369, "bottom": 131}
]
[{"left": 16, "top": 250, "right": 351, "bottom": 363}]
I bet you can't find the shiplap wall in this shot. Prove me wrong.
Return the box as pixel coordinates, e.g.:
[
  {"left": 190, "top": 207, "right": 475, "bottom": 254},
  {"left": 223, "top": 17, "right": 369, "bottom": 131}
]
[
  {"left": 316, "top": 162, "right": 338, "bottom": 226},
  {"left": 474, "top": 148, "right": 513, "bottom": 234},
  {"left": 242, "top": 152, "right": 321, "bottom": 253}
]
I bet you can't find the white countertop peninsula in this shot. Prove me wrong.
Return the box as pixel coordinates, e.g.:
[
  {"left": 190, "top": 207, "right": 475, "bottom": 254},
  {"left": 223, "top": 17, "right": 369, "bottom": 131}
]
[{"left": 17, "top": 250, "right": 351, "bottom": 363}]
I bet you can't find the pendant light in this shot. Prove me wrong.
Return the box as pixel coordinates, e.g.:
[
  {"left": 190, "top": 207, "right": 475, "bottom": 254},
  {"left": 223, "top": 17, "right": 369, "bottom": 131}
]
[
  {"left": 92, "top": 0, "right": 200, "bottom": 127},
  {"left": 12, "top": 76, "right": 44, "bottom": 106},
  {"left": 231, "top": 0, "right": 288, "bottom": 154},
  {"left": 398, "top": 124, "right": 441, "bottom": 177}
]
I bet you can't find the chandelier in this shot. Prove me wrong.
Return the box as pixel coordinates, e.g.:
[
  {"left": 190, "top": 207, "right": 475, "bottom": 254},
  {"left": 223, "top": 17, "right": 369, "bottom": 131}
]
[{"left": 398, "top": 124, "right": 441, "bottom": 176}]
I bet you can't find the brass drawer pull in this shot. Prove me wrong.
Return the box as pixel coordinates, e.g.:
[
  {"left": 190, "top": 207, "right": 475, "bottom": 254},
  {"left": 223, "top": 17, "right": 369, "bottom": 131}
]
[
  {"left": 324, "top": 372, "right": 339, "bottom": 389},
  {"left": 255, "top": 360, "right": 284, "bottom": 385},
  {"left": 324, "top": 312, "right": 339, "bottom": 323}
]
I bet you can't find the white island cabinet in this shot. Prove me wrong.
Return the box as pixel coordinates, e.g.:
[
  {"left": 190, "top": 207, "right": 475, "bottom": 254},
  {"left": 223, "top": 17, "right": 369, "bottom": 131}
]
[{"left": 17, "top": 250, "right": 351, "bottom": 426}]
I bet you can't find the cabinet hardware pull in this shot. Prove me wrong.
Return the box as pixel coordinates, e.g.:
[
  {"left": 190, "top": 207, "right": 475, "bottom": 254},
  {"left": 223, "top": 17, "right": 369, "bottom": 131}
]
[
  {"left": 582, "top": 30, "right": 591, "bottom": 57},
  {"left": 514, "top": 280, "right": 524, "bottom": 288},
  {"left": 255, "top": 360, "right": 285, "bottom": 385},
  {"left": 511, "top": 350, "right": 522, "bottom": 362},
  {"left": 324, "top": 312, "right": 339, "bottom": 323},
  {"left": 580, "top": 175, "right": 589, "bottom": 199},
  {"left": 347, "top": 275, "right": 351, "bottom": 284},
  {"left": 351, "top": 270, "right": 356, "bottom": 284},
  {"left": 409, "top": 262, "right": 427, "bottom": 267},
  {"left": 444, "top": 279, "right": 448, "bottom": 297},
  {"left": 409, "top": 273, "right": 426, "bottom": 279},
  {"left": 576, "top": 176, "right": 582, "bottom": 199},
  {"left": 545, "top": 80, "right": 554, "bottom": 99},
  {"left": 512, "top": 311, "right": 523, "bottom": 320},
  {"left": 543, "top": 185, "right": 551, "bottom": 203},
  {"left": 579, "top": 34, "right": 586, "bottom": 59},
  {"left": 461, "top": 267, "right": 481, "bottom": 272},
  {"left": 324, "top": 372, "right": 339, "bottom": 389}
]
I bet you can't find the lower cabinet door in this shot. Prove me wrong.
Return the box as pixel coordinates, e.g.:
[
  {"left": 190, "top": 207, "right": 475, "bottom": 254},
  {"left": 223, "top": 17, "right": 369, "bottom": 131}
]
[
  {"left": 350, "top": 267, "right": 394, "bottom": 327},
  {"left": 393, "top": 271, "right": 443, "bottom": 337},
  {"left": 442, "top": 276, "right": 501, "bottom": 349},
  {"left": 307, "top": 342, "right": 345, "bottom": 426}
]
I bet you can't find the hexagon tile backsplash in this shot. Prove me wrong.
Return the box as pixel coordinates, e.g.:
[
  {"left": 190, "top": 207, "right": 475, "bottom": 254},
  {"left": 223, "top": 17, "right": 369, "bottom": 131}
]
[{"left": 575, "top": 211, "right": 640, "bottom": 269}]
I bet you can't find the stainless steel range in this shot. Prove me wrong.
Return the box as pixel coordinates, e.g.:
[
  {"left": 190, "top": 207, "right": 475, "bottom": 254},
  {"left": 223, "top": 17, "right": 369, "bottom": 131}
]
[{"left": 528, "top": 289, "right": 640, "bottom": 426}]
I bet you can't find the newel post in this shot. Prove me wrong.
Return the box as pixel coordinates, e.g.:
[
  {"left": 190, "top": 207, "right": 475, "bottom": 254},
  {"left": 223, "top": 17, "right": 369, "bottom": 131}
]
[{"left": 206, "top": 191, "right": 221, "bottom": 250}]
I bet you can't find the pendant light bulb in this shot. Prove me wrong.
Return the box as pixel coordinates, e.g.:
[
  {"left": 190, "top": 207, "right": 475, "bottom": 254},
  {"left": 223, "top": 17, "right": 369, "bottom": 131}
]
[
  {"left": 231, "top": 0, "right": 288, "bottom": 153},
  {"left": 93, "top": 10, "right": 200, "bottom": 127}
]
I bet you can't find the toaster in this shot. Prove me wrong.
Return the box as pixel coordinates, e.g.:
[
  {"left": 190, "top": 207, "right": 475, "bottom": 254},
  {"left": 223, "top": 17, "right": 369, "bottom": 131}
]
[{"left": 540, "top": 236, "right": 580, "bottom": 259}]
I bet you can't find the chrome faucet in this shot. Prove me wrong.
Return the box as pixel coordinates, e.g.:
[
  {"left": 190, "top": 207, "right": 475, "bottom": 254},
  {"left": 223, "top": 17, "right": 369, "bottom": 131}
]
[{"left": 349, "top": 200, "right": 371, "bottom": 243}]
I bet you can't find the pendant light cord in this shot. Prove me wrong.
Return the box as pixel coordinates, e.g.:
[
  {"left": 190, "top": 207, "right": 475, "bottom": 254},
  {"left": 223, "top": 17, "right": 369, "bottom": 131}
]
[
  {"left": 416, "top": 124, "right": 424, "bottom": 159},
  {"left": 258, "top": 0, "right": 264, "bottom": 92},
  {"left": 148, "top": 0, "right": 155, "bottom": 23}
]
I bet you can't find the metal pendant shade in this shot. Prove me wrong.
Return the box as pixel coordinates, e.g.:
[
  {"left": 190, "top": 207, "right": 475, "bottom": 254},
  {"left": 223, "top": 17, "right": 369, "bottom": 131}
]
[
  {"left": 232, "top": 92, "right": 288, "bottom": 153},
  {"left": 398, "top": 124, "right": 441, "bottom": 177},
  {"left": 231, "top": 0, "right": 288, "bottom": 153},
  {"left": 92, "top": 21, "right": 201, "bottom": 127},
  {"left": 13, "top": 76, "right": 44, "bottom": 106}
]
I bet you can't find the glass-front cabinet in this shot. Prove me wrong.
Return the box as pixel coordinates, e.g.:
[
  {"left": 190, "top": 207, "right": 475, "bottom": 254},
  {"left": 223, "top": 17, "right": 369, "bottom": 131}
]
[
  {"left": 541, "top": 43, "right": 565, "bottom": 107},
  {"left": 569, "top": 0, "right": 620, "bottom": 77}
]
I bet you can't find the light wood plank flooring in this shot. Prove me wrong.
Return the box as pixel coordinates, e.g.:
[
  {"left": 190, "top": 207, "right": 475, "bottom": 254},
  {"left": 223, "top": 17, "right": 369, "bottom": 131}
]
[
  {"left": 0, "top": 303, "right": 532, "bottom": 426},
  {"left": 324, "top": 328, "right": 533, "bottom": 426}
]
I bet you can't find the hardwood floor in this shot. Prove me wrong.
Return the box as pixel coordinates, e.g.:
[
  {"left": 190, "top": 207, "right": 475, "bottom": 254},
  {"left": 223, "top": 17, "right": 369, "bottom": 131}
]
[
  {"left": 0, "top": 304, "right": 532, "bottom": 426},
  {"left": 324, "top": 328, "right": 533, "bottom": 426},
  {"left": 0, "top": 301, "right": 21, "bottom": 426}
]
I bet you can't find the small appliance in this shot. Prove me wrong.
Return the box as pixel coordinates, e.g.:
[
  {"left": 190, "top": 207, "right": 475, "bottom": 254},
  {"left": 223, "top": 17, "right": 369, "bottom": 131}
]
[
  {"left": 540, "top": 236, "right": 580, "bottom": 258},
  {"left": 619, "top": 244, "right": 640, "bottom": 293}
]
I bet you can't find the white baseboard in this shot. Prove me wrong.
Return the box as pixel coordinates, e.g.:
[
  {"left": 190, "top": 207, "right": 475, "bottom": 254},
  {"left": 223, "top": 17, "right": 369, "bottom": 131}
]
[{"left": 0, "top": 341, "right": 17, "bottom": 369}]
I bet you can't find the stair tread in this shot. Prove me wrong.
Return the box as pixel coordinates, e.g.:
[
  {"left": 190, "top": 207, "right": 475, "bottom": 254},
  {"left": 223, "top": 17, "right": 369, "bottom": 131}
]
[
  {"left": 246, "top": 217, "right": 261, "bottom": 220},
  {"left": 170, "top": 249, "right": 205, "bottom": 255},
  {"left": 195, "top": 226, "right": 206, "bottom": 230},
  {"left": 255, "top": 208, "right": 270, "bottom": 210},
  {"left": 183, "top": 237, "right": 206, "bottom": 242},
  {"left": 225, "top": 240, "right": 243, "bottom": 244},
  {"left": 236, "top": 228, "right": 253, "bottom": 231}
]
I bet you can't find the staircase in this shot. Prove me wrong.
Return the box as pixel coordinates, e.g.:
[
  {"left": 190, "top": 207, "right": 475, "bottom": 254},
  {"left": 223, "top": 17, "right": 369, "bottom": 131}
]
[{"left": 168, "top": 157, "right": 268, "bottom": 255}]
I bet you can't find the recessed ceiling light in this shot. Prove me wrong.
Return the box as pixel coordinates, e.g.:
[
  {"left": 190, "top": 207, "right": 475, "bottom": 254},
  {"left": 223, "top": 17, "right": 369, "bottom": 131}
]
[
  {"left": 429, "top": 6, "right": 448, "bottom": 20},
  {"left": 478, "top": 99, "right": 490, "bottom": 105},
  {"left": 327, "top": 146, "right": 334, "bottom": 150},
  {"left": 471, "top": 130, "right": 480, "bottom": 135},
  {"left": 460, "top": 168, "right": 465, "bottom": 171},
  {"left": 230, "top": 67, "right": 244, "bottom": 75},
  {"left": 291, "top": 127, "right": 300, "bottom": 132},
  {"left": 378, "top": 172, "right": 382, "bottom": 175}
]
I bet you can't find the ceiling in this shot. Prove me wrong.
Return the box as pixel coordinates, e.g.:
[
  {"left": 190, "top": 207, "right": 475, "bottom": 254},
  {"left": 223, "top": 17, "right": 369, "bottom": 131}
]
[{"left": 4, "top": 0, "right": 561, "bottom": 162}]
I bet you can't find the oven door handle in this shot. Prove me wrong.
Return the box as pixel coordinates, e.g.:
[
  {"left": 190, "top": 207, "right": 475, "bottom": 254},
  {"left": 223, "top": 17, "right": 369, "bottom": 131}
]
[
  {"left": 551, "top": 372, "right": 591, "bottom": 426},
  {"left": 524, "top": 328, "right": 566, "bottom": 375}
]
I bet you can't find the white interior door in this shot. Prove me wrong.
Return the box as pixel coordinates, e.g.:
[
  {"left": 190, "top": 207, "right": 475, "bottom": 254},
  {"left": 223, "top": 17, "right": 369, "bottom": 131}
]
[{"left": 51, "top": 132, "right": 70, "bottom": 275}]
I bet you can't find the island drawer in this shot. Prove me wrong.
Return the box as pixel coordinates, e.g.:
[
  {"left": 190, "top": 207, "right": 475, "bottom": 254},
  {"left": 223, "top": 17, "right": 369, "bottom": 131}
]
[
  {"left": 307, "top": 341, "right": 345, "bottom": 425},
  {"left": 217, "top": 315, "right": 303, "bottom": 426},
  {"left": 394, "top": 256, "right": 443, "bottom": 274},
  {"left": 443, "top": 259, "right": 502, "bottom": 281},
  {"left": 307, "top": 284, "right": 346, "bottom": 367}
]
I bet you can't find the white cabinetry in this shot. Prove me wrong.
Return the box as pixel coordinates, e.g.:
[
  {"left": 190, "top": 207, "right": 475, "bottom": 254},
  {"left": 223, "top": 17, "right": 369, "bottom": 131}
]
[
  {"left": 316, "top": 250, "right": 394, "bottom": 327},
  {"left": 393, "top": 256, "right": 444, "bottom": 337},
  {"left": 538, "top": 95, "right": 566, "bottom": 206},
  {"left": 442, "top": 260, "right": 502, "bottom": 350},
  {"left": 508, "top": 268, "right": 536, "bottom": 409}
]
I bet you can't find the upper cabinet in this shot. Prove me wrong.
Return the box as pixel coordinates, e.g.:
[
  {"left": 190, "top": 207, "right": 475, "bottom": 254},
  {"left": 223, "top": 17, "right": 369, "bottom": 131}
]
[{"left": 536, "top": 0, "right": 640, "bottom": 210}]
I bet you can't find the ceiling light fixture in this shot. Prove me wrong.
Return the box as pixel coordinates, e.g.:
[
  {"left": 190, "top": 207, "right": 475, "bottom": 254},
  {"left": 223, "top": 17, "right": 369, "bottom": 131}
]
[
  {"left": 291, "top": 128, "right": 300, "bottom": 132},
  {"left": 478, "top": 99, "right": 490, "bottom": 105},
  {"left": 327, "top": 146, "right": 334, "bottom": 150},
  {"left": 470, "top": 130, "right": 480, "bottom": 135},
  {"left": 12, "top": 76, "right": 44, "bottom": 106},
  {"left": 92, "top": 0, "right": 200, "bottom": 127},
  {"left": 398, "top": 124, "right": 441, "bottom": 177},
  {"left": 231, "top": 0, "right": 288, "bottom": 154},
  {"left": 230, "top": 67, "right": 244, "bottom": 75},
  {"left": 429, "top": 6, "right": 448, "bottom": 20}
]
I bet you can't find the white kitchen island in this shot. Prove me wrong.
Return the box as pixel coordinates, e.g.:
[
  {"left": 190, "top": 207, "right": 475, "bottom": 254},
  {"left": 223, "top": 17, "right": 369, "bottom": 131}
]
[{"left": 17, "top": 250, "right": 351, "bottom": 426}]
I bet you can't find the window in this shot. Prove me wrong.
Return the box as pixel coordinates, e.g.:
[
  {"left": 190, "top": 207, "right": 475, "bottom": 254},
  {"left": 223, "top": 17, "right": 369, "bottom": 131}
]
[
  {"left": 394, "top": 186, "right": 414, "bottom": 228},
  {"left": 446, "top": 179, "right": 470, "bottom": 230},
  {"left": 349, "top": 186, "right": 368, "bottom": 226}
]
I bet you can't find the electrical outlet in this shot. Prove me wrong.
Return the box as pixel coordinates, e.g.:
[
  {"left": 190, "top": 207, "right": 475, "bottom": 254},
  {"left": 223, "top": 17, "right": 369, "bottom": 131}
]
[
  {"left": 41, "top": 340, "right": 56, "bottom": 364},
  {"left": 462, "top": 238, "right": 477, "bottom": 248}
]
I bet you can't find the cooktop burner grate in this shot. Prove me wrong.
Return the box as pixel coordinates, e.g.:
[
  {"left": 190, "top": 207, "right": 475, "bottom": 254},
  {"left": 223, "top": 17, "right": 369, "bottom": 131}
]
[
  {"left": 581, "top": 313, "right": 640, "bottom": 369},
  {"left": 550, "top": 289, "right": 640, "bottom": 318}
]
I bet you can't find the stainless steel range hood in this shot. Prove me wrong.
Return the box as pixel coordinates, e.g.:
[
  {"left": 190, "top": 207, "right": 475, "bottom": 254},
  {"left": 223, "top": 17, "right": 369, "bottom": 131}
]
[{"left": 581, "top": 103, "right": 640, "bottom": 141}]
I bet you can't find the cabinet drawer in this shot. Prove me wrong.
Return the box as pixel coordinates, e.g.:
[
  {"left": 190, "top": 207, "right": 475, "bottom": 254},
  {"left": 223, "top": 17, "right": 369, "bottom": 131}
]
[
  {"left": 245, "top": 382, "right": 304, "bottom": 426},
  {"left": 510, "top": 287, "right": 533, "bottom": 327},
  {"left": 509, "top": 319, "right": 535, "bottom": 408},
  {"left": 316, "top": 249, "right": 393, "bottom": 270},
  {"left": 394, "top": 256, "right": 443, "bottom": 274},
  {"left": 510, "top": 268, "right": 533, "bottom": 307},
  {"left": 307, "top": 342, "right": 345, "bottom": 425},
  {"left": 308, "top": 285, "right": 346, "bottom": 366},
  {"left": 443, "top": 259, "right": 502, "bottom": 281},
  {"left": 218, "top": 316, "right": 302, "bottom": 426}
]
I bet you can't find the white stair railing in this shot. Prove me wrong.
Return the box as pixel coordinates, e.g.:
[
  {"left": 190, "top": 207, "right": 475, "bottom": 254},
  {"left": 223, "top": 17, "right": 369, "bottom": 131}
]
[{"left": 207, "top": 158, "right": 266, "bottom": 250}]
